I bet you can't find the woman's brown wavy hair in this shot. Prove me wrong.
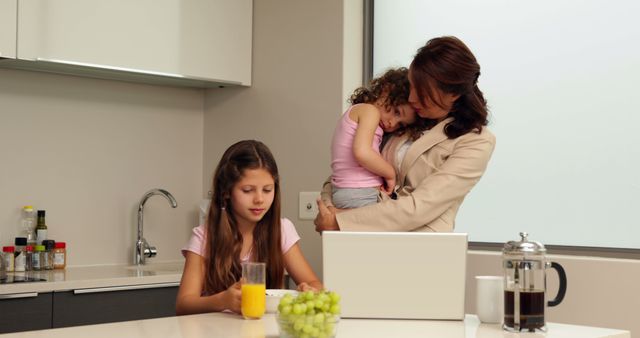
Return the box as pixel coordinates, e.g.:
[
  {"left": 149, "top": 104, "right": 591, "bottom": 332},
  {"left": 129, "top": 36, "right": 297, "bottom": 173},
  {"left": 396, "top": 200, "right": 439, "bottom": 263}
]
[
  {"left": 410, "top": 36, "right": 489, "bottom": 138},
  {"left": 349, "top": 67, "right": 426, "bottom": 141},
  {"left": 203, "top": 140, "right": 284, "bottom": 295}
]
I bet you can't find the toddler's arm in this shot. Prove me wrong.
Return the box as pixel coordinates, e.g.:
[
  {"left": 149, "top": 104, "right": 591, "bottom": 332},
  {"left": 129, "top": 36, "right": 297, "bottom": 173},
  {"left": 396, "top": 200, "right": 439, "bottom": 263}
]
[{"left": 352, "top": 106, "right": 396, "bottom": 194}]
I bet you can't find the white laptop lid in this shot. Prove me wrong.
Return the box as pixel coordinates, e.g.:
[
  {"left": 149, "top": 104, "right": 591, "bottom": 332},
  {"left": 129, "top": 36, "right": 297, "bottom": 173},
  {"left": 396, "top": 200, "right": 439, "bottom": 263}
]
[{"left": 322, "top": 231, "right": 467, "bottom": 320}]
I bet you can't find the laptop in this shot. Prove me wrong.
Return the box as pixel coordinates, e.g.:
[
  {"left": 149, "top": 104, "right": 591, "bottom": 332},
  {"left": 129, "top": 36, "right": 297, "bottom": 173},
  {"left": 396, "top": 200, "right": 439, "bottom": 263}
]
[{"left": 322, "top": 231, "right": 468, "bottom": 320}]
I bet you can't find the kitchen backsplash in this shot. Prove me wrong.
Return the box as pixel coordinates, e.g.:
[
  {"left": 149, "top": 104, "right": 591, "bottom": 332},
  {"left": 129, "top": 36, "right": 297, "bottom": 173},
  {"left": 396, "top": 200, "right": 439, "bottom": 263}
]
[{"left": 0, "top": 68, "right": 204, "bottom": 266}]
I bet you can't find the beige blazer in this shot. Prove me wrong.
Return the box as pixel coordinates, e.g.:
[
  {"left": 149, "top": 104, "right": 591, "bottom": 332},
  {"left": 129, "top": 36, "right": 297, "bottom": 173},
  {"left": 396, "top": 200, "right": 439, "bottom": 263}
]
[{"left": 327, "top": 117, "right": 496, "bottom": 232}]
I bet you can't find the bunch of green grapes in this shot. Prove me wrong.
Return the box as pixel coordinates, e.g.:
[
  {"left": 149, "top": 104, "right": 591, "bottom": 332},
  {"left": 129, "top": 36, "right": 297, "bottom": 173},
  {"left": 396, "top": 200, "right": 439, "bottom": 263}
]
[{"left": 276, "top": 290, "right": 341, "bottom": 338}]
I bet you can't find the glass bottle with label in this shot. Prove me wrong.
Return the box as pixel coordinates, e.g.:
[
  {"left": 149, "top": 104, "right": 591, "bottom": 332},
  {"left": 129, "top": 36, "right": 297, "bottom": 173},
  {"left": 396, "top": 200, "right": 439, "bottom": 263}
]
[
  {"left": 22, "top": 206, "right": 37, "bottom": 246},
  {"left": 36, "top": 210, "right": 48, "bottom": 245}
]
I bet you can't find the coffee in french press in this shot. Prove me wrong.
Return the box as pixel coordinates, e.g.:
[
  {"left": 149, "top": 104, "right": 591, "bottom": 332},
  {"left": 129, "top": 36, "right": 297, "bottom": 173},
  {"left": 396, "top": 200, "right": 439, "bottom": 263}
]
[{"left": 502, "top": 232, "right": 567, "bottom": 332}]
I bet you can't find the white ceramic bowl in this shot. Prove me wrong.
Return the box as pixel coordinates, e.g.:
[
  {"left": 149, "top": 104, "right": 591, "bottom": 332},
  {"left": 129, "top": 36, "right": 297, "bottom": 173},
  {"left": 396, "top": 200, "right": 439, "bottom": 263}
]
[{"left": 265, "top": 289, "right": 298, "bottom": 313}]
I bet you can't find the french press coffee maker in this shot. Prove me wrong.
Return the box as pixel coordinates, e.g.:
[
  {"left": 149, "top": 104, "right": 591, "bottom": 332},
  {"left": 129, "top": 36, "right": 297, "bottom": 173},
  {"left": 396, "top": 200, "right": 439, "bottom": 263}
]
[{"left": 502, "top": 232, "right": 567, "bottom": 332}]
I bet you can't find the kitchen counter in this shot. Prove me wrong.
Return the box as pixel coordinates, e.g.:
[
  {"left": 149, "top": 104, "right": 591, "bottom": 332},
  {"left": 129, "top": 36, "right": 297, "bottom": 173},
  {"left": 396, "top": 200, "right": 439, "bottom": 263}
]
[
  {"left": 0, "top": 261, "right": 183, "bottom": 295},
  {"left": 0, "top": 313, "right": 629, "bottom": 338}
]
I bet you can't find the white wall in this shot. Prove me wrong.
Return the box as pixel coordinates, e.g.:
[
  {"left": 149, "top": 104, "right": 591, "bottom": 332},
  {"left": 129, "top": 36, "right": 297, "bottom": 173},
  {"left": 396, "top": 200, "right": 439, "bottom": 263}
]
[{"left": 0, "top": 69, "right": 203, "bottom": 266}]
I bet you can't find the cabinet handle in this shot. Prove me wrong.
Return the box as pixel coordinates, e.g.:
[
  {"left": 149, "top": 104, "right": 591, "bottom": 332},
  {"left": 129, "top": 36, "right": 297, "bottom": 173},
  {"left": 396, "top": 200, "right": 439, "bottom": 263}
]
[
  {"left": 73, "top": 282, "right": 180, "bottom": 294},
  {"left": 0, "top": 292, "right": 39, "bottom": 299}
]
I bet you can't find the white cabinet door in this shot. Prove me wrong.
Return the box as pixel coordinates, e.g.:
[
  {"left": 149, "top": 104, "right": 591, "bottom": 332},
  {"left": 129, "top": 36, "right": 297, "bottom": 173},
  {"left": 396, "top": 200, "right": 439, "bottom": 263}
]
[
  {"left": 178, "top": 0, "right": 252, "bottom": 86},
  {"left": 17, "top": 0, "right": 252, "bottom": 86},
  {"left": 0, "top": 0, "right": 17, "bottom": 58}
]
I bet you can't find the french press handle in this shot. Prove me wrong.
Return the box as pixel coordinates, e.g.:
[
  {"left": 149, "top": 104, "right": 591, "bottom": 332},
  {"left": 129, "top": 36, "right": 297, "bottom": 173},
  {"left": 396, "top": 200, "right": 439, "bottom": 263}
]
[{"left": 547, "top": 262, "right": 567, "bottom": 307}]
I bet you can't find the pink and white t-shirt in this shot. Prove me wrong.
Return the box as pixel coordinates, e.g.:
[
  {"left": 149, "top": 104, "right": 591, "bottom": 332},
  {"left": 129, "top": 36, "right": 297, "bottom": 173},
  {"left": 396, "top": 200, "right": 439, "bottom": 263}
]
[{"left": 181, "top": 218, "right": 301, "bottom": 261}]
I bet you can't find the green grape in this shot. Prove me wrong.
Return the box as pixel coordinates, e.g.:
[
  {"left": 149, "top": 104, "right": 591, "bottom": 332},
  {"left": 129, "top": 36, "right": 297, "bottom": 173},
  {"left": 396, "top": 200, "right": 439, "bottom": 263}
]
[
  {"left": 329, "top": 304, "right": 341, "bottom": 315},
  {"left": 280, "top": 304, "right": 292, "bottom": 315},
  {"left": 317, "top": 293, "right": 330, "bottom": 304},
  {"left": 303, "top": 291, "right": 314, "bottom": 301},
  {"left": 279, "top": 290, "right": 341, "bottom": 338},
  {"left": 293, "top": 318, "right": 305, "bottom": 331},
  {"left": 324, "top": 322, "right": 335, "bottom": 333},
  {"left": 305, "top": 315, "right": 315, "bottom": 324},
  {"left": 280, "top": 295, "right": 293, "bottom": 306},
  {"left": 328, "top": 291, "right": 340, "bottom": 304}
]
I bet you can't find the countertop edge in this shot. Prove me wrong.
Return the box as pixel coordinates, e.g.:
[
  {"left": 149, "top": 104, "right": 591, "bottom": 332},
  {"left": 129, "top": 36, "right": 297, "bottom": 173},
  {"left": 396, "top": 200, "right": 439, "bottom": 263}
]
[{"left": 0, "top": 262, "right": 184, "bottom": 295}]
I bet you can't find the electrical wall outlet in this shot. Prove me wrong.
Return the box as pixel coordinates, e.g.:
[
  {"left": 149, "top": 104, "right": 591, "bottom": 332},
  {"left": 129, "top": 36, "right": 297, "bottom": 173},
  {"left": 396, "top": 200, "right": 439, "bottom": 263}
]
[{"left": 298, "top": 191, "right": 320, "bottom": 220}]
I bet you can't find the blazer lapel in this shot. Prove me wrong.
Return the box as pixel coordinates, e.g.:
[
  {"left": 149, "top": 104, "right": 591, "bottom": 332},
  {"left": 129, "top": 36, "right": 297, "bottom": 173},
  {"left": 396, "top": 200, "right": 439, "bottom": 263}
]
[{"left": 398, "top": 117, "right": 453, "bottom": 186}]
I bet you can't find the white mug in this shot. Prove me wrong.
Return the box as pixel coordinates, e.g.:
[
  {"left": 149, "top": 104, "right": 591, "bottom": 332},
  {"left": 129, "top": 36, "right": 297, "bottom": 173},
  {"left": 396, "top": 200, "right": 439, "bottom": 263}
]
[{"left": 475, "top": 276, "right": 504, "bottom": 324}]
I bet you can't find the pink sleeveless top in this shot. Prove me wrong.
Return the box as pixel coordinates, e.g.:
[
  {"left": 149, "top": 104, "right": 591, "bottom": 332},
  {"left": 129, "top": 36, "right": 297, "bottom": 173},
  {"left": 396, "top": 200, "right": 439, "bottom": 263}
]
[{"left": 331, "top": 104, "right": 384, "bottom": 188}]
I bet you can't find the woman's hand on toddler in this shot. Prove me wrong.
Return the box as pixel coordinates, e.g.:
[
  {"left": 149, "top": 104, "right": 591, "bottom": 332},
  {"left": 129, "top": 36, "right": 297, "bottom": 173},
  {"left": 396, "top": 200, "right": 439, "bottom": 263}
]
[{"left": 314, "top": 198, "right": 340, "bottom": 233}]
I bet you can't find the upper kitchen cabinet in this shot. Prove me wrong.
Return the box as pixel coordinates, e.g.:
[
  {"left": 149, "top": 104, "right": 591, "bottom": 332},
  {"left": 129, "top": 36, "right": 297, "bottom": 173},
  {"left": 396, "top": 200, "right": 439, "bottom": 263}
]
[
  {"left": 2, "top": 0, "right": 252, "bottom": 87},
  {"left": 0, "top": 0, "right": 17, "bottom": 58}
]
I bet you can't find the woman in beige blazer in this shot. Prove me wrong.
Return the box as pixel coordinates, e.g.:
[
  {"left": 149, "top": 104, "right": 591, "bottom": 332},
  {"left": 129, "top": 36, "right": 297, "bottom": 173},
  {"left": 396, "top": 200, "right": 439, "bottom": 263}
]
[{"left": 315, "top": 36, "right": 495, "bottom": 233}]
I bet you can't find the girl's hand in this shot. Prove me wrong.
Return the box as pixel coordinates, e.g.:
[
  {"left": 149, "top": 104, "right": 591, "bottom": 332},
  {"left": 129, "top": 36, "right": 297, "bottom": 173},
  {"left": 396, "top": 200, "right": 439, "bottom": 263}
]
[
  {"left": 296, "top": 282, "right": 318, "bottom": 292},
  {"left": 223, "top": 281, "right": 242, "bottom": 313},
  {"left": 382, "top": 176, "right": 396, "bottom": 195}
]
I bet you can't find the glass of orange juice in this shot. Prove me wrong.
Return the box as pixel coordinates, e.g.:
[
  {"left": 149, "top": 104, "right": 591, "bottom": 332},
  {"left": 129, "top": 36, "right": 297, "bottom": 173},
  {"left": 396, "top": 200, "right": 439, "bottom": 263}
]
[{"left": 241, "top": 262, "right": 266, "bottom": 319}]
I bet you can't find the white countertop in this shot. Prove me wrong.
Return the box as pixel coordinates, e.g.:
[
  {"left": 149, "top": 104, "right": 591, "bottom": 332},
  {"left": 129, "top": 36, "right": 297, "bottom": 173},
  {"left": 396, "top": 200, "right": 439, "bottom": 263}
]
[
  {"left": 0, "top": 313, "right": 629, "bottom": 338},
  {"left": 0, "top": 261, "right": 184, "bottom": 295}
]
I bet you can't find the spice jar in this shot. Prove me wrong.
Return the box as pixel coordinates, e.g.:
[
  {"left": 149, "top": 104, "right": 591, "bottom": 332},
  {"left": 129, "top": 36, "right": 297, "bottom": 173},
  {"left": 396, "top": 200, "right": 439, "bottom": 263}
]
[
  {"left": 24, "top": 245, "right": 34, "bottom": 271},
  {"left": 33, "top": 245, "right": 45, "bottom": 271},
  {"left": 2, "top": 246, "right": 14, "bottom": 272},
  {"left": 14, "top": 237, "right": 27, "bottom": 272},
  {"left": 42, "top": 240, "right": 55, "bottom": 270},
  {"left": 53, "top": 242, "right": 66, "bottom": 269}
]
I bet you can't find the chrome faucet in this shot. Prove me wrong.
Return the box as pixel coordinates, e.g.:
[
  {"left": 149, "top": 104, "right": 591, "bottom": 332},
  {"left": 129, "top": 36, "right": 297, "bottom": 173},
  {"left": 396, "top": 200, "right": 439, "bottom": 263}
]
[{"left": 135, "top": 188, "right": 177, "bottom": 265}]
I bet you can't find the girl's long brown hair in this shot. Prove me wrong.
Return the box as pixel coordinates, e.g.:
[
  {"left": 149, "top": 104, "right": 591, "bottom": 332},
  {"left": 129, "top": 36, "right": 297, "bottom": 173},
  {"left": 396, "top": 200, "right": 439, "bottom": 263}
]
[
  {"left": 410, "top": 36, "right": 489, "bottom": 139},
  {"left": 203, "top": 140, "right": 284, "bottom": 295}
]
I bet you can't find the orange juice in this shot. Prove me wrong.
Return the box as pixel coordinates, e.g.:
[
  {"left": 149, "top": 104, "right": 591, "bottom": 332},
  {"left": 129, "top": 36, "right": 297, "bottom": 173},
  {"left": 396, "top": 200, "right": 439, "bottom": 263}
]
[{"left": 241, "top": 283, "right": 266, "bottom": 319}]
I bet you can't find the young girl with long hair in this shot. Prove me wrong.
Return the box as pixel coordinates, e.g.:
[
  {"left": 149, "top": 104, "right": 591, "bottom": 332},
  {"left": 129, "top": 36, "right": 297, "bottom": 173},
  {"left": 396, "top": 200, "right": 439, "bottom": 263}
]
[
  {"left": 176, "top": 140, "right": 322, "bottom": 315},
  {"left": 330, "top": 67, "right": 419, "bottom": 208}
]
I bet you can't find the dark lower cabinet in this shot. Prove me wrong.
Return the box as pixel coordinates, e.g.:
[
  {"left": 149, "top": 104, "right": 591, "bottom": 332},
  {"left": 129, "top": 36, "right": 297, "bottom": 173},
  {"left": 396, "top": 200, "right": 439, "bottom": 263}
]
[
  {"left": 52, "top": 286, "right": 179, "bottom": 328},
  {"left": 0, "top": 292, "right": 53, "bottom": 334},
  {"left": 0, "top": 285, "right": 178, "bottom": 333}
]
